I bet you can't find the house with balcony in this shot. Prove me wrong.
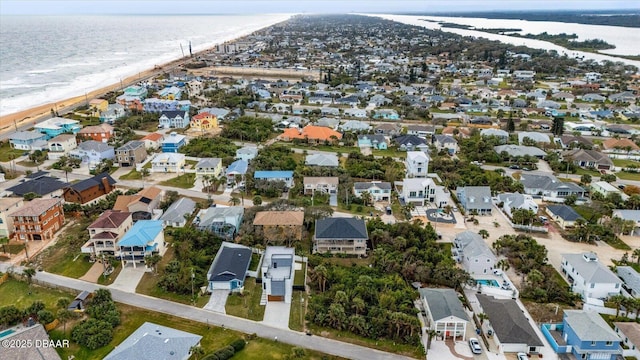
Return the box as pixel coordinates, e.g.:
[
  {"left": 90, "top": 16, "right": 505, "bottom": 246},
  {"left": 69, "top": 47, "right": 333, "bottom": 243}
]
[
  {"left": 9, "top": 131, "right": 47, "bottom": 151},
  {"left": 433, "top": 135, "right": 458, "bottom": 155},
  {"left": 159, "top": 111, "right": 189, "bottom": 129},
  {"left": 520, "top": 173, "right": 586, "bottom": 200},
  {"left": 612, "top": 209, "right": 640, "bottom": 236},
  {"left": 78, "top": 123, "right": 114, "bottom": 143},
  {"left": 236, "top": 146, "right": 258, "bottom": 162},
  {"left": 116, "top": 141, "right": 147, "bottom": 167},
  {"left": 393, "top": 135, "right": 428, "bottom": 151},
  {"left": 47, "top": 134, "right": 77, "bottom": 159},
  {"left": 616, "top": 266, "right": 640, "bottom": 298},
  {"left": 140, "top": 132, "right": 164, "bottom": 150},
  {"left": 304, "top": 177, "right": 338, "bottom": 195},
  {"left": 63, "top": 173, "right": 117, "bottom": 204},
  {"left": 591, "top": 181, "right": 629, "bottom": 201},
  {"left": 405, "top": 151, "right": 430, "bottom": 178},
  {"left": 314, "top": 217, "right": 368, "bottom": 255},
  {"left": 353, "top": 181, "right": 391, "bottom": 202},
  {"left": 100, "top": 103, "right": 126, "bottom": 124},
  {"left": 253, "top": 170, "right": 294, "bottom": 188},
  {"left": 159, "top": 197, "right": 196, "bottom": 228},
  {"left": 9, "top": 198, "right": 64, "bottom": 242},
  {"left": 401, "top": 178, "right": 438, "bottom": 207},
  {"left": 253, "top": 211, "right": 304, "bottom": 244},
  {"left": 561, "top": 252, "right": 621, "bottom": 300},
  {"left": 81, "top": 210, "right": 133, "bottom": 257},
  {"left": 69, "top": 141, "right": 115, "bottom": 169},
  {"left": 614, "top": 322, "right": 640, "bottom": 359},
  {"left": 195, "top": 158, "right": 222, "bottom": 179},
  {"left": 542, "top": 310, "right": 622, "bottom": 360},
  {"left": 0, "top": 198, "right": 23, "bottom": 238},
  {"left": 157, "top": 86, "right": 182, "bottom": 100},
  {"left": 419, "top": 288, "right": 469, "bottom": 341},
  {"left": 453, "top": 231, "right": 496, "bottom": 275},
  {"left": 118, "top": 220, "right": 165, "bottom": 268},
  {"left": 34, "top": 117, "right": 81, "bottom": 139},
  {"left": 113, "top": 187, "right": 163, "bottom": 221},
  {"left": 195, "top": 206, "right": 244, "bottom": 239},
  {"left": 207, "top": 241, "right": 252, "bottom": 292},
  {"left": 261, "top": 246, "right": 295, "bottom": 303},
  {"left": 456, "top": 186, "right": 492, "bottom": 215},
  {"left": 357, "top": 134, "right": 388, "bottom": 150},
  {"left": 161, "top": 132, "right": 187, "bottom": 153},
  {"left": 226, "top": 159, "right": 248, "bottom": 186},
  {"left": 89, "top": 98, "right": 108, "bottom": 116},
  {"left": 189, "top": 112, "right": 219, "bottom": 132},
  {"left": 151, "top": 153, "right": 186, "bottom": 173},
  {"left": 496, "top": 193, "right": 538, "bottom": 218}
]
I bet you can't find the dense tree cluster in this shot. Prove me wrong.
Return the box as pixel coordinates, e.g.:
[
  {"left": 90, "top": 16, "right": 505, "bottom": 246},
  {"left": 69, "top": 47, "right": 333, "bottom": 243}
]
[
  {"left": 345, "top": 152, "right": 404, "bottom": 180},
  {"left": 430, "top": 156, "right": 523, "bottom": 193},
  {"left": 179, "top": 137, "right": 238, "bottom": 165},
  {"left": 221, "top": 116, "right": 274, "bottom": 142},
  {"left": 71, "top": 289, "right": 120, "bottom": 350}
]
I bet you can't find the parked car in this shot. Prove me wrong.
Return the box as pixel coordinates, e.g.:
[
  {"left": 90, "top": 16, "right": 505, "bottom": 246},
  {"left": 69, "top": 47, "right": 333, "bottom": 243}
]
[
  {"left": 493, "top": 269, "right": 503, "bottom": 276},
  {"left": 469, "top": 338, "right": 482, "bottom": 354},
  {"left": 509, "top": 165, "right": 520, "bottom": 169},
  {"left": 517, "top": 353, "right": 528, "bottom": 360}
]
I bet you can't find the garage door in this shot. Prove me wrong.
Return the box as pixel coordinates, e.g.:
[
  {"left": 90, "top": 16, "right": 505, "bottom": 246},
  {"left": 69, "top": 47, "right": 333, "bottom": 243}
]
[{"left": 268, "top": 295, "right": 284, "bottom": 301}]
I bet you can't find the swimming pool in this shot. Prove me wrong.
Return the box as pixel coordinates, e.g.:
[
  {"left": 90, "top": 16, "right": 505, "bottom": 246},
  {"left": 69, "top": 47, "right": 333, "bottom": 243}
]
[
  {"left": 476, "top": 279, "right": 500, "bottom": 287},
  {"left": 0, "top": 329, "right": 15, "bottom": 338}
]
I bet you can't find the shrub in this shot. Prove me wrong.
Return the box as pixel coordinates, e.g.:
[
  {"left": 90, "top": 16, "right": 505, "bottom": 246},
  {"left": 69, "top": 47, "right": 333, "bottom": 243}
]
[
  {"left": 230, "top": 339, "right": 246, "bottom": 352},
  {"left": 71, "top": 318, "right": 113, "bottom": 350},
  {"left": 37, "top": 310, "right": 54, "bottom": 324},
  {"left": 0, "top": 305, "right": 22, "bottom": 327}
]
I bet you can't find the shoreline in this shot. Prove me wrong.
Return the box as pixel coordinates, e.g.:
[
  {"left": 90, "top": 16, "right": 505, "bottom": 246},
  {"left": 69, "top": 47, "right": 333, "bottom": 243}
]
[{"left": 0, "top": 16, "right": 293, "bottom": 137}]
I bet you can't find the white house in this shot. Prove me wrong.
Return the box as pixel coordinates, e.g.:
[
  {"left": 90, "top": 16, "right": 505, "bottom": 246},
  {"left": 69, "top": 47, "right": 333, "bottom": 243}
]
[
  {"left": 419, "top": 288, "right": 469, "bottom": 341},
  {"left": 236, "top": 146, "right": 258, "bottom": 162},
  {"left": 496, "top": 193, "right": 538, "bottom": 218},
  {"left": 453, "top": 231, "right": 496, "bottom": 275},
  {"left": 151, "top": 153, "right": 186, "bottom": 173},
  {"left": 47, "top": 134, "right": 77, "bottom": 159},
  {"left": 195, "top": 158, "right": 222, "bottom": 179},
  {"left": 405, "top": 151, "right": 430, "bottom": 178},
  {"left": 402, "top": 178, "right": 437, "bottom": 206},
  {"left": 261, "top": 246, "right": 295, "bottom": 303},
  {"left": 612, "top": 209, "right": 640, "bottom": 236},
  {"left": 561, "top": 252, "right": 622, "bottom": 300},
  {"left": 353, "top": 181, "right": 392, "bottom": 202},
  {"left": 207, "top": 242, "right": 252, "bottom": 291},
  {"left": 614, "top": 322, "right": 640, "bottom": 360},
  {"left": 69, "top": 141, "right": 115, "bottom": 169}
]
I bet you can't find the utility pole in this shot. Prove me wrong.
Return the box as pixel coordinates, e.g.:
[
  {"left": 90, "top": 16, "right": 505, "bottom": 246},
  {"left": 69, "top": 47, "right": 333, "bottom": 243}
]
[{"left": 191, "top": 267, "right": 195, "bottom": 305}]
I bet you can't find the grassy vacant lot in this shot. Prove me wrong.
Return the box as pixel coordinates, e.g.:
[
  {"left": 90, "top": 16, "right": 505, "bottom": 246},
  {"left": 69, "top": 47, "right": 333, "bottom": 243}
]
[
  {"left": 225, "top": 278, "right": 265, "bottom": 321},
  {"left": 0, "top": 141, "right": 27, "bottom": 162},
  {"left": 0, "top": 278, "right": 75, "bottom": 310},
  {"left": 289, "top": 290, "right": 307, "bottom": 332},
  {"left": 613, "top": 158, "right": 640, "bottom": 168},
  {"left": 39, "top": 220, "right": 94, "bottom": 279},
  {"left": 119, "top": 169, "right": 142, "bottom": 180},
  {"left": 372, "top": 148, "right": 407, "bottom": 158},
  {"left": 293, "top": 262, "right": 306, "bottom": 287},
  {"left": 235, "top": 337, "right": 346, "bottom": 360},
  {"left": 160, "top": 173, "right": 196, "bottom": 188},
  {"left": 616, "top": 171, "right": 640, "bottom": 181}
]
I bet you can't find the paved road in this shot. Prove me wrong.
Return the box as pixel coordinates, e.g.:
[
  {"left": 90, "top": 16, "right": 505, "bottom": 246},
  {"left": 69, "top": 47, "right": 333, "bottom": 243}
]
[{"left": 0, "top": 264, "right": 415, "bottom": 360}]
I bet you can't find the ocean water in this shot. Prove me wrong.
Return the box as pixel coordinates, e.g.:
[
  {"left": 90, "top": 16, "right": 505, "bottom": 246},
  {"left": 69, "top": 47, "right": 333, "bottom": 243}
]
[
  {"left": 0, "top": 14, "right": 291, "bottom": 117},
  {"left": 371, "top": 14, "right": 640, "bottom": 69}
]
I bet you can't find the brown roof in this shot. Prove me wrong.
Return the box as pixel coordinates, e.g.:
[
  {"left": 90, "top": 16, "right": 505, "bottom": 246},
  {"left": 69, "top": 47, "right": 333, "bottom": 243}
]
[
  {"left": 9, "top": 198, "right": 61, "bottom": 217},
  {"left": 139, "top": 186, "right": 162, "bottom": 199},
  {"left": 78, "top": 123, "right": 113, "bottom": 134},
  {"left": 88, "top": 210, "right": 131, "bottom": 229},
  {"left": 93, "top": 231, "right": 118, "bottom": 239},
  {"left": 253, "top": 211, "right": 304, "bottom": 226},
  {"left": 113, "top": 187, "right": 162, "bottom": 211},
  {"left": 614, "top": 322, "right": 640, "bottom": 347},
  {"left": 303, "top": 177, "right": 339, "bottom": 186},
  {"left": 602, "top": 138, "right": 640, "bottom": 151},
  {"left": 142, "top": 132, "right": 164, "bottom": 141}
]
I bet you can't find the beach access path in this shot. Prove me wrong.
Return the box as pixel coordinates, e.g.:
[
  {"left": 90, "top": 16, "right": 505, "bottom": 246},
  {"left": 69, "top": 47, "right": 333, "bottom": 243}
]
[{"left": 0, "top": 263, "right": 415, "bottom": 360}]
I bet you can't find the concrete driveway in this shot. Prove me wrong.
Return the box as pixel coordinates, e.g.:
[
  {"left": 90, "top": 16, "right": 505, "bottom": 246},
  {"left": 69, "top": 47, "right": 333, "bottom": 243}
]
[
  {"left": 109, "top": 264, "right": 147, "bottom": 293},
  {"left": 203, "top": 289, "right": 228, "bottom": 314},
  {"left": 262, "top": 301, "right": 291, "bottom": 330}
]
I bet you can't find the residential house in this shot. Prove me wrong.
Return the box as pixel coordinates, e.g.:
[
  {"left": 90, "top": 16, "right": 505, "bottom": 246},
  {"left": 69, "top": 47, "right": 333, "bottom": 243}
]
[
  {"left": 195, "top": 158, "right": 223, "bottom": 179},
  {"left": 456, "top": 186, "right": 492, "bottom": 215},
  {"left": 158, "top": 110, "right": 189, "bottom": 129},
  {"left": 0, "top": 324, "right": 62, "bottom": 360},
  {"left": 34, "top": 117, "right": 81, "bottom": 139},
  {"left": 78, "top": 123, "right": 114, "bottom": 143},
  {"left": 315, "top": 117, "right": 340, "bottom": 129},
  {"left": 372, "top": 108, "right": 400, "bottom": 120},
  {"left": 207, "top": 241, "right": 252, "bottom": 291},
  {"left": 157, "top": 86, "right": 182, "bottom": 100},
  {"left": 340, "top": 119, "right": 370, "bottom": 132},
  {"left": 616, "top": 266, "right": 640, "bottom": 298},
  {"left": 561, "top": 252, "right": 621, "bottom": 299},
  {"left": 480, "top": 128, "right": 509, "bottom": 143},
  {"left": 116, "top": 141, "right": 147, "bottom": 167},
  {"left": 401, "top": 178, "right": 438, "bottom": 206},
  {"left": 189, "top": 111, "right": 219, "bottom": 132},
  {"left": 161, "top": 132, "right": 187, "bottom": 153},
  {"left": 582, "top": 93, "right": 607, "bottom": 102},
  {"left": 452, "top": 231, "right": 496, "bottom": 275},
  {"left": 113, "top": 186, "right": 163, "bottom": 221},
  {"left": 353, "top": 181, "right": 392, "bottom": 202},
  {"left": 140, "top": 132, "right": 164, "bottom": 150},
  {"left": 6, "top": 172, "right": 67, "bottom": 199},
  {"left": 520, "top": 173, "right": 586, "bottom": 200},
  {"left": 118, "top": 220, "right": 165, "bottom": 268},
  {"left": 433, "top": 135, "right": 458, "bottom": 155},
  {"left": 612, "top": 209, "right": 640, "bottom": 236},
  {"left": 314, "top": 217, "right": 368, "bottom": 255},
  {"left": 253, "top": 211, "right": 304, "bottom": 244},
  {"left": 304, "top": 177, "right": 338, "bottom": 195},
  {"left": 393, "top": 135, "right": 428, "bottom": 151},
  {"left": 405, "top": 151, "right": 430, "bottom": 178},
  {"left": 518, "top": 131, "right": 551, "bottom": 145},
  {"left": 9, "top": 131, "right": 47, "bottom": 151},
  {"left": 253, "top": 170, "right": 294, "bottom": 188},
  {"left": 342, "top": 108, "right": 367, "bottom": 118},
  {"left": 236, "top": 146, "right": 258, "bottom": 162},
  {"left": 279, "top": 125, "right": 342, "bottom": 144},
  {"left": 99, "top": 103, "right": 126, "bottom": 124},
  {"left": 103, "top": 322, "right": 202, "bottom": 360},
  {"left": 357, "top": 134, "right": 388, "bottom": 150},
  {"left": 374, "top": 123, "right": 401, "bottom": 136},
  {"left": 494, "top": 145, "right": 547, "bottom": 159},
  {"left": 47, "top": 134, "right": 77, "bottom": 159},
  {"left": 81, "top": 210, "right": 133, "bottom": 257},
  {"left": 89, "top": 98, "right": 108, "bottom": 115},
  {"left": 406, "top": 125, "right": 435, "bottom": 138},
  {"left": 546, "top": 205, "right": 584, "bottom": 230},
  {"left": 151, "top": 153, "right": 186, "bottom": 173},
  {"left": 69, "top": 140, "right": 115, "bottom": 168},
  {"left": 563, "top": 148, "right": 613, "bottom": 171},
  {"left": 476, "top": 294, "right": 544, "bottom": 354},
  {"left": 0, "top": 198, "right": 23, "bottom": 238},
  {"left": 496, "top": 193, "right": 538, "bottom": 218},
  {"left": 159, "top": 197, "right": 196, "bottom": 228},
  {"left": 9, "top": 198, "right": 64, "bottom": 241},
  {"left": 226, "top": 159, "right": 248, "bottom": 186},
  {"left": 591, "top": 181, "right": 629, "bottom": 201},
  {"left": 63, "top": 173, "right": 117, "bottom": 204},
  {"left": 419, "top": 288, "right": 469, "bottom": 341},
  {"left": 200, "top": 107, "right": 229, "bottom": 121},
  {"left": 602, "top": 138, "right": 640, "bottom": 157},
  {"left": 195, "top": 206, "right": 244, "bottom": 239},
  {"left": 261, "top": 246, "right": 295, "bottom": 303},
  {"left": 614, "top": 322, "right": 640, "bottom": 359},
  {"left": 305, "top": 153, "right": 339, "bottom": 167},
  {"left": 143, "top": 98, "right": 180, "bottom": 113}
]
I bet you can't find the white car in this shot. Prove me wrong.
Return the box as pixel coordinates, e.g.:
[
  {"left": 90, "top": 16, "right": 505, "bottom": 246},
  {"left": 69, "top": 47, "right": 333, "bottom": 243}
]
[
  {"left": 517, "top": 353, "right": 528, "bottom": 360},
  {"left": 469, "top": 338, "right": 482, "bottom": 354},
  {"left": 493, "top": 269, "right": 503, "bottom": 276}
]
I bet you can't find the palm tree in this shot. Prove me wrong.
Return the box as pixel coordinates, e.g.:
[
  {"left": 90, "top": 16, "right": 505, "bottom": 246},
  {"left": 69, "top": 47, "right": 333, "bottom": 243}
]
[
  {"left": 189, "top": 345, "right": 205, "bottom": 360},
  {"left": 351, "top": 297, "right": 366, "bottom": 316},
  {"left": 360, "top": 191, "right": 372, "bottom": 207},
  {"left": 144, "top": 254, "right": 162, "bottom": 274},
  {"left": 633, "top": 248, "right": 640, "bottom": 265},
  {"left": 56, "top": 297, "right": 71, "bottom": 334},
  {"left": 478, "top": 229, "right": 489, "bottom": 239},
  {"left": 314, "top": 265, "right": 328, "bottom": 292},
  {"left": 229, "top": 196, "right": 241, "bottom": 206},
  {"left": 62, "top": 166, "right": 72, "bottom": 183},
  {"left": 496, "top": 259, "right": 510, "bottom": 272},
  {"left": 23, "top": 267, "right": 36, "bottom": 285},
  {"left": 477, "top": 313, "right": 489, "bottom": 325},
  {"left": 609, "top": 294, "right": 626, "bottom": 317}
]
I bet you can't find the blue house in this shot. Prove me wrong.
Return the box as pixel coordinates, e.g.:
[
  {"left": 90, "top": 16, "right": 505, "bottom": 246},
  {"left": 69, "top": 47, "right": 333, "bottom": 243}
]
[
  {"left": 117, "top": 220, "right": 165, "bottom": 268},
  {"left": 541, "top": 310, "right": 621, "bottom": 360},
  {"left": 159, "top": 110, "right": 190, "bottom": 129},
  {"left": 226, "top": 159, "right": 248, "bottom": 186},
  {"left": 357, "top": 134, "right": 388, "bottom": 150},
  {"left": 161, "top": 132, "right": 187, "bottom": 153},
  {"left": 35, "top": 117, "right": 81, "bottom": 139},
  {"left": 254, "top": 170, "right": 294, "bottom": 188},
  {"left": 9, "top": 131, "right": 47, "bottom": 151},
  {"left": 372, "top": 109, "right": 400, "bottom": 120}
]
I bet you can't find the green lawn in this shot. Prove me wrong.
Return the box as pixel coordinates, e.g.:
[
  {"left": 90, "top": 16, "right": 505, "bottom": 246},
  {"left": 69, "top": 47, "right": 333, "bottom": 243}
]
[
  {"left": 612, "top": 158, "right": 640, "bottom": 168},
  {"left": 225, "top": 278, "right": 265, "bottom": 321},
  {"left": 235, "top": 337, "right": 345, "bottom": 360},
  {"left": 289, "top": 290, "right": 307, "bottom": 332},
  {"left": 249, "top": 253, "right": 261, "bottom": 272},
  {"left": 1, "top": 243, "right": 26, "bottom": 254},
  {"left": 0, "top": 278, "right": 75, "bottom": 310},
  {"left": 97, "top": 262, "right": 122, "bottom": 285},
  {"left": 616, "top": 171, "right": 640, "bottom": 181},
  {"left": 160, "top": 173, "right": 196, "bottom": 188},
  {"left": 16, "top": 160, "right": 38, "bottom": 167},
  {"left": 119, "top": 169, "right": 142, "bottom": 180},
  {"left": 293, "top": 262, "right": 306, "bottom": 287},
  {"left": 0, "top": 141, "right": 26, "bottom": 162},
  {"left": 574, "top": 167, "right": 602, "bottom": 177},
  {"left": 372, "top": 148, "right": 407, "bottom": 158},
  {"left": 37, "top": 219, "right": 94, "bottom": 278}
]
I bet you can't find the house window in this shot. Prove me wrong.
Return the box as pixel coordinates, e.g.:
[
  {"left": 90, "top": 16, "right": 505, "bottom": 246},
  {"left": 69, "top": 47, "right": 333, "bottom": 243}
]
[
  {"left": 590, "top": 283, "right": 594, "bottom": 288},
  {"left": 591, "top": 341, "right": 596, "bottom": 346},
  {"left": 606, "top": 341, "right": 613, "bottom": 346}
]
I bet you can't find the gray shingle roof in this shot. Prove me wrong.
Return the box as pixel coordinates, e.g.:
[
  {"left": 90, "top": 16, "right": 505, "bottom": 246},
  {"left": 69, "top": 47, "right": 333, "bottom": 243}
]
[
  {"left": 616, "top": 266, "right": 640, "bottom": 295},
  {"left": 546, "top": 205, "right": 583, "bottom": 222},
  {"left": 520, "top": 174, "right": 585, "bottom": 194},
  {"left": 476, "top": 294, "right": 543, "bottom": 346},
  {"left": 454, "top": 231, "right": 496, "bottom": 259},
  {"left": 10, "top": 130, "right": 46, "bottom": 141},
  {"left": 69, "top": 173, "right": 116, "bottom": 192},
  {"left": 208, "top": 242, "right": 252, "bottom": 282},
  {"left": 159, "top": 197, "right": 196, "bottom": 224},
  {"left": 562, "top": 253, "right": 621, "bottom": 284},
  {"left": 419, "top": 288, "right": 469, "bottom": 322},
  {"left": 78, "top": 140, "right": 113, "bottom": 152},
  {"left": 563, "top": 310, "right": 620, "bottom": 342},
  {"left": 196, "top": 157, "right": 221, "bottom": 169},
  {"left": 104, "top": 322, "right": 202, "bottom": 360},
  {"left": 457, "top": 186, "right": 492, "bottom": 211},
  {"left": 117, "top": 140, "right": 144, "bottom": 151},
  {"left": 315, "top": 217, "right": 368, "bottom": 240},
  {"left": 354, "top": 181, "right": 392, "bottom": 190},
  {"left": 7, "top": 176, "right": 68, "bottom": 196},
  {"left": 494, "top": 145, "right": 547, "bottom": 158}
]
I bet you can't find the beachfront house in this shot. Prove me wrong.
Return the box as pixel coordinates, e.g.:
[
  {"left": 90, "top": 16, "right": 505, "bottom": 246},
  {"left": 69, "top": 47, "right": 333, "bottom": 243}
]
[
  {"left": 100, "top": 103, "right": 126, "bottom": 124},
  {"left": 561, "top": 252, "right": 621, "bottom": 300},
  {"left": 34, "top": 117, "right": 81, "bottom": 139},
  {"left": 47, "top": 134, "right": 77, "bottom": 159},
  {"left": 161, "top": 132, "right": 187, "bottom": 153},
  {"left": 117, "top": 220, "right": 165, "bottom": 268},
  {"left": 9, "top": 131, "right": 47, "bottom": 151},
  {"left": 158, "top": 110, "right": 189, "bottom": 129},
  {"left": 453, "top": 231, "right": 496, "bottom": 275}
]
